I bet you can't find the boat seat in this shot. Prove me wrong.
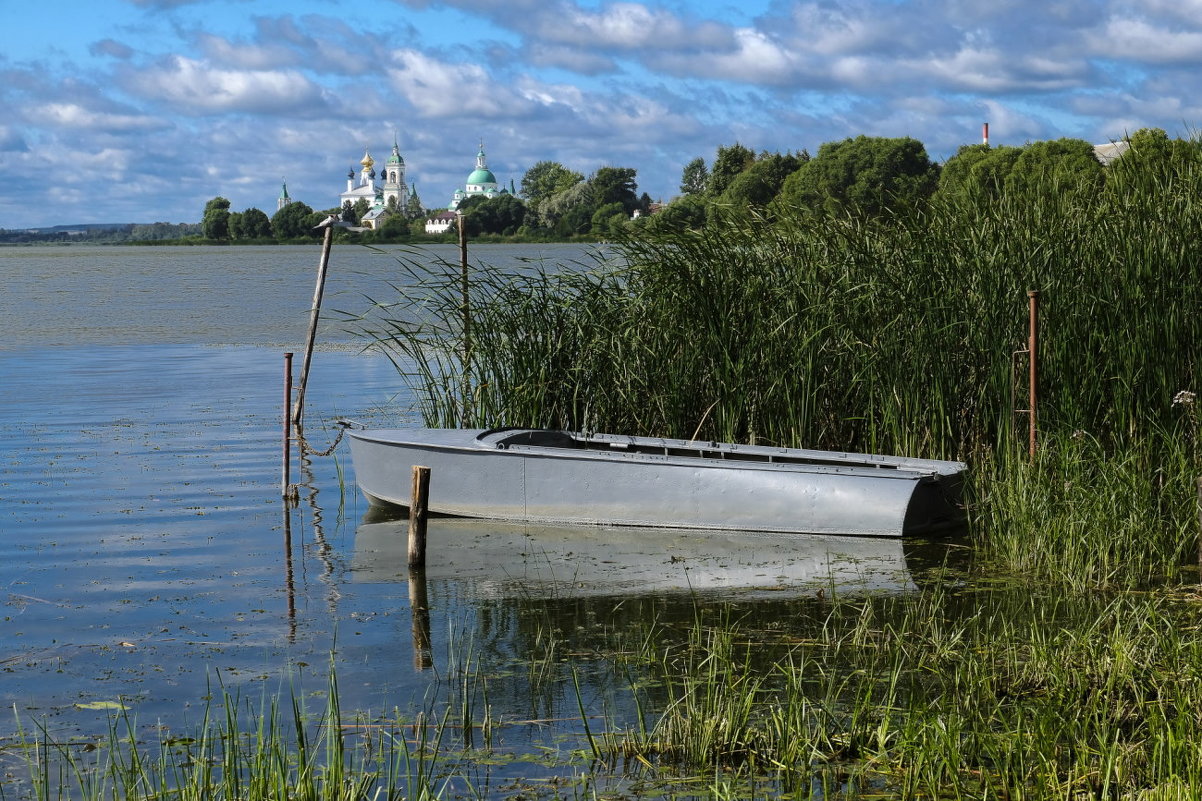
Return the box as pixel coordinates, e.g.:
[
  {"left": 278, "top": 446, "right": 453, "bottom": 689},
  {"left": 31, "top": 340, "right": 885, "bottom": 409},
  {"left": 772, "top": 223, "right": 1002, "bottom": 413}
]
[{"left": 497, "top": 430, "right": 581, "bottom": 449}]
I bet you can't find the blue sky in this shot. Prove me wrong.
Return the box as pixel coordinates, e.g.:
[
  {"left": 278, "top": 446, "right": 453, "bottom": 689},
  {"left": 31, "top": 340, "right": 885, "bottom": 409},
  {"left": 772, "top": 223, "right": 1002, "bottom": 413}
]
[{"left": 2, "top": 0, "right": 1200, "bottom": 229}]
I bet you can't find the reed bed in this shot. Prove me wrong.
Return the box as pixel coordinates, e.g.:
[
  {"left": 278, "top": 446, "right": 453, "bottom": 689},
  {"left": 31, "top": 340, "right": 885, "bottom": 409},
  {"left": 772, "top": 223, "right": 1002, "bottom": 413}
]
[
  {"left": 358, "top": 162, "right": 1202, "bottom": 457},
  {"left": 354, "top": 147, "right": 1202, "bottom": 583},
  {"left": 599, "top": 583, "right": 1202, "bottom": 799}
]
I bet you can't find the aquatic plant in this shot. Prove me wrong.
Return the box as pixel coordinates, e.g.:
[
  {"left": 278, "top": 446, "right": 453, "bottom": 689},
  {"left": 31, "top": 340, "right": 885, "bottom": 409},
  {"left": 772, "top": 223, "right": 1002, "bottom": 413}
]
[
  {"left": 3, "top": 672, "right": 456, "bottom": 801},
  {"left": 599, "top": 583, "right": 1202, "bottom": 799},
  {"left": 352, "top": 142, "right": 1202, "bottom": 584}
]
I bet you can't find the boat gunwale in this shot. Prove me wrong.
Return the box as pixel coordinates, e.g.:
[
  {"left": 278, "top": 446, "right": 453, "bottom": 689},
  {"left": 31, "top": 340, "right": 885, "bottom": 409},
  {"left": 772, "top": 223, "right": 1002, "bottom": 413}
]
[{"left": 348, "top": 428, "right": 964, "bottom": 482}]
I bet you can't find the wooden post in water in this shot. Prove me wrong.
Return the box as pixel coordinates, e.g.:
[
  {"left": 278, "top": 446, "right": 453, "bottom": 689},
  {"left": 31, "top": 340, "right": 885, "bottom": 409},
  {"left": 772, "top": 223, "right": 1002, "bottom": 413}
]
[
  {"left": 282, "top": 352, "right": 293, "bottom": 499},
  {"left": 292, "top": 220, "right": 337, "bottom": 427},
  {"left": 1027, "top": 290, "right": 1039, "bottom": 460},
  {"left": 409, "top": 568, "right": 433, "bottom": 670},
  {"left": 408, "top": 465, "right": 430, "bottom": 568},
  {"left": 457, "top": 211, "right": 472, "bottom": 426}
]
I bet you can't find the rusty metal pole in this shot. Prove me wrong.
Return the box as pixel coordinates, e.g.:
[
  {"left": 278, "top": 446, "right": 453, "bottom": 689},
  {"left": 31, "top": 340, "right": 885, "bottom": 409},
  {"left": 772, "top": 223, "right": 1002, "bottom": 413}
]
[
  {"left": 1028, "top": 290, "right": 1039, "bottom": 460},
  {"left": 408, "top": 465, "right": 431, "bottom": 568},
  {"left": 283, "top": 352, "right": 293, "bottom": 498},
  {"left": 292, "top": 222, "right": 336, "bottom": 426}
]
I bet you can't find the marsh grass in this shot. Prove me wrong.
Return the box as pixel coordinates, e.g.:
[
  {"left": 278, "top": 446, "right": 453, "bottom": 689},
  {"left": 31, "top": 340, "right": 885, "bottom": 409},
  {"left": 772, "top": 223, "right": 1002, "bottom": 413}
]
[
  {"left": 354, "top": 172, "right": 1202, "bottom": 459},
  {"left": 594, "top": 584, "right": 1202, "bottom": 799},
  {"left": 3, "top": 672, "right": 455, "bottom": 801}
]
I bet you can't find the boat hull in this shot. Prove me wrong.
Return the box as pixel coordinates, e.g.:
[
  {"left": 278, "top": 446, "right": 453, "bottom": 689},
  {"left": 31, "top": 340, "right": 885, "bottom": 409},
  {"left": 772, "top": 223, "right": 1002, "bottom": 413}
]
[{"left": 348, "top": 428, "right": 966, "bottom": 538}]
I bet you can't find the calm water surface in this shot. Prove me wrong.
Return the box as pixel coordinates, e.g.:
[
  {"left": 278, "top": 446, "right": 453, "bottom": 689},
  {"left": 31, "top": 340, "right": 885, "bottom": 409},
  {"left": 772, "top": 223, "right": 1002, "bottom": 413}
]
[{"left": 0, "top": 244, "right": 924, "bottom": 792}]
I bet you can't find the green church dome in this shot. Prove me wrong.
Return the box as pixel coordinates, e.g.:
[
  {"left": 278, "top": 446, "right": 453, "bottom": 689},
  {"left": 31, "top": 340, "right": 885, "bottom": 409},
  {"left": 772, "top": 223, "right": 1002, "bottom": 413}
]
[{"left": 467, "top": 168, "right": 496, "bottom": 185}]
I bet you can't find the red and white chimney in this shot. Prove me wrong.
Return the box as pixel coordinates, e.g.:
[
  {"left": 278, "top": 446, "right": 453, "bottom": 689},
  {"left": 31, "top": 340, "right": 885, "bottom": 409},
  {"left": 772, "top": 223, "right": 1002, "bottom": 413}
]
[{"left": 983, "top": 122, "right": 990, "bottom": 145}]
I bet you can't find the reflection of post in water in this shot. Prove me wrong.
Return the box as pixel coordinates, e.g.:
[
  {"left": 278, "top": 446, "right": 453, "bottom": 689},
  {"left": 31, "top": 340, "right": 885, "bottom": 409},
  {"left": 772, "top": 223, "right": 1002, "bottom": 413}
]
[
  {"left": 294, "top": 421, "right": 342, "bottom": 608},
  {"left": 408, "top": 567, "right": 433, "bottom": 670},
  {"left": 282, "top": 504, "right": 297, "bottom": 642}
]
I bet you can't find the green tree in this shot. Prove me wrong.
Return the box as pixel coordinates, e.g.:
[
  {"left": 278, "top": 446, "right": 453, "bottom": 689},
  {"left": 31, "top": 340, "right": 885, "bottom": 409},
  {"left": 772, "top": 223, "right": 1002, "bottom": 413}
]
[
  {"left": 201, "top": 196, "right": 231, "bottom": 240},
  {"left": 708, "top": 143, "right": 755, "bottom": 197},
  {"left": 717, "top": 151, "right": 808, "bottom": 213},
  {"left": 240, "top": 207, "right": 272, "bottom": 239},
  {"left": 227, "top": 211, "right": 245, "bottom": 240},
  {"left": 938, "top": 144, "right": 1024, "bottom": 201},
  {"left": 374, "top": 212, "right": 412, "bottom": 241},
  {"left": 648, "top": 194, "right": 708, "bottom": 232},
  {"left": 774, "top": 136, "right": 939, "bottom": 218},
  {"left": 538, "top": 180, "right": 593, "bottom": 230},
  {"left": 351, "top": 198, "right": 371, "bottom": 224},
  {"left": 406, "top": 186, "right": 424, "bottom": 219},
  {"left": 554, "top": 203, "right": 594, "bottom": 237},
  {"left": 591, "top": 166, "right": 639, "bottom": 213},
  {"left": 459, "top": 194, "right": 528, "bottom": 236},
  {"left": 520, "top": 161, "right": 583, "bottom": 204},
  {"left": 680, "top": 157, "right": 709, "bottom": 195},
  {"left": 589, "top": 201, "right": 627, "bottom": 236},
  {"left": 1004, "top": 138, "right": 1103, "bottom": 197},
  {"left": 271, "top": 201, "right": 316, "bottom": 240}
]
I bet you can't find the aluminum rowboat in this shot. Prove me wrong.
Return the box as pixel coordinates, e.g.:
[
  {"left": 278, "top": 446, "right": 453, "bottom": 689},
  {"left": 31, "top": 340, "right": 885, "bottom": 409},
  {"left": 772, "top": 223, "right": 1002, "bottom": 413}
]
[{"left": 347, "top": 427, "right": 967, "bottom": 538}]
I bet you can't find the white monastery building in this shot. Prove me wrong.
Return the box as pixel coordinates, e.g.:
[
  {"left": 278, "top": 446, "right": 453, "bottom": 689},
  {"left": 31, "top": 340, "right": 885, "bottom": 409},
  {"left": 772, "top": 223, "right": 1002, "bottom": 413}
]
[{"left": 339, "top": 140, "right": 410, "bottom": 230}]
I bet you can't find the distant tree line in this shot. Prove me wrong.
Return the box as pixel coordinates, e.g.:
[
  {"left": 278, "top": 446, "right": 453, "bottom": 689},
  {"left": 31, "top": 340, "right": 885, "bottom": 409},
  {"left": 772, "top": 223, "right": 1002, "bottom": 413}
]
[
  {"left": 649, "top": 128, "right": 1202, "bottom": 233},
  {"left": 11, "top": 128, "right": 1193, "bottom": 247},
  {"left": 0, "top": 222, "right": 200, "bottom": 245}
]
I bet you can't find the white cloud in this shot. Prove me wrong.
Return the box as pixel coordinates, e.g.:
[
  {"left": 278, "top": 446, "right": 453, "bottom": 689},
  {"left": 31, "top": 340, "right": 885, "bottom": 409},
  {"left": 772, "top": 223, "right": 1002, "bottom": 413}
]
[
  {"left": 386, "top": 50, "right": 536, "bottom": 118},
  {"left": 651, "top": 27, "right": 799, "bottom": 84},
  {"left": 122, "top": 56, "right": 329, "bottom": 114},
  {"left": 541, "top": 1, "right": 731, "bottom": 50},
  {"left": 41, "top": 103, "right": 167, "bottom": 133},
  {"left": 1088, "top": 16, "right": 1202, "bottom": 63},
  {"left": 913, "top": 46, "right": 1086, "bottom": 92}
]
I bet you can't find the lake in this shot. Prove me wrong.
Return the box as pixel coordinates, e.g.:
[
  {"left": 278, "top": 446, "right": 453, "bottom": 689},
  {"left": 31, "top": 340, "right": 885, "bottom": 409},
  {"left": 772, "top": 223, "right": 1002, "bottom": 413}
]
[{"left": 0, "top": 243, "right": 929, "bottom": 794}]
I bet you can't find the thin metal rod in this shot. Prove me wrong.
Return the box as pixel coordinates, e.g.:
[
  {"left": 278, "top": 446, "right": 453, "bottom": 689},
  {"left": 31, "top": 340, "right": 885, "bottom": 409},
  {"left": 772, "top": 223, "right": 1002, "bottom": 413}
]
[
  {"left": 457, "top": 211, "right": 471, "bottom": 426},
  {"left": 1028, "top": 290, "right": 1039, "bottom": 460},
  {"left": 292, "top": 224, "right": 335, "bottom": 426},
  {"left": 283, "top": 352, "right": 293, "bottom": 498}
]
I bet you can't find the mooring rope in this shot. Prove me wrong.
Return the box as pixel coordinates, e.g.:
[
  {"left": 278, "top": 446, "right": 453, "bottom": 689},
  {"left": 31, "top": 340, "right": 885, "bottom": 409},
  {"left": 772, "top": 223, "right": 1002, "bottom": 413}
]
[{"left": 296, "top": 423, "right": 348, "bottom": 457}]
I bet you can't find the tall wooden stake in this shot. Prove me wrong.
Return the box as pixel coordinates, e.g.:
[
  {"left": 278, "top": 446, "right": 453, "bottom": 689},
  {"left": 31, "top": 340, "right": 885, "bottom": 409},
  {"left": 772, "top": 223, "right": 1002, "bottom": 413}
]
[
  {"left": 408, "top": 465, "right": 431, "bottom": 568},
  {"left": 1027, "top": 290, "right": 1039, "bottom": 460},
  {"left": 282, "top": 352, "right": 293, "bottom": 498},
  {"left": 292, "top": 222, "right": 336, "bottom": 426}
]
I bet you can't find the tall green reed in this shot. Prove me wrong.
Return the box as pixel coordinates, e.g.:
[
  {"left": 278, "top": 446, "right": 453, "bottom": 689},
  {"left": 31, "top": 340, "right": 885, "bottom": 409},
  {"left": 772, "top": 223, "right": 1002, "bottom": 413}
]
[
  {"left": 351, "top": 142, "right": 1202, "bottom": 583},
  {"left": 356, "top": 161, "right": 1202, "bottom": 460}
]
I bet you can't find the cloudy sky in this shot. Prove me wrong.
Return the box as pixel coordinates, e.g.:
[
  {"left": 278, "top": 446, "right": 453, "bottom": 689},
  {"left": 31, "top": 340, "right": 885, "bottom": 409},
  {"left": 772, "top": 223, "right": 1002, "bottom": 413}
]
[{"left": 2, "top": 0, "right": 1200, "bottom": 229}]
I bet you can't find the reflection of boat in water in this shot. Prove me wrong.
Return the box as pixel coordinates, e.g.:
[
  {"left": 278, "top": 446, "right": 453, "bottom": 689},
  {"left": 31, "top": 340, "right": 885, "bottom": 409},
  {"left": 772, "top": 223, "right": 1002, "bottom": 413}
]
[
  {"left": 351, "top": 513, "right": 917, "bottom": 598},
  {"left": 347, "top": 427, "right": 967, "bottom": 538}
]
